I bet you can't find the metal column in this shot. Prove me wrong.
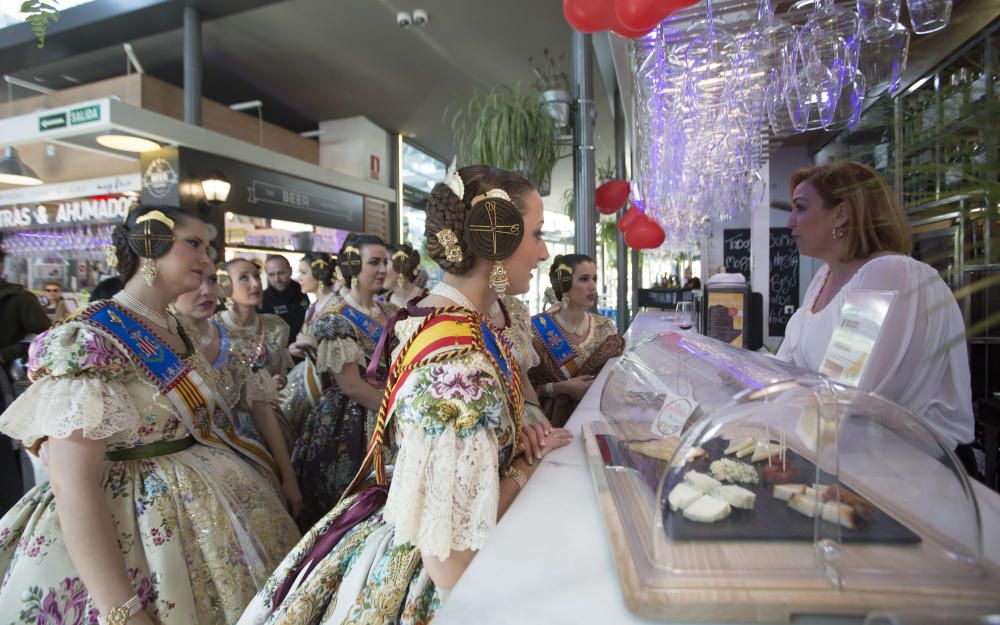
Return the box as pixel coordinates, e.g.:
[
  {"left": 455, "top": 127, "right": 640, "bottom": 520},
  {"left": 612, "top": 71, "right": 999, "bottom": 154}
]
[
  {"left": 572, "top": 30, "right": 597, "bottom": 264},
  {"left": 614, "top": 86, "right": 629, "bottom": 334},
  {"left": 183, "top": 6, "right": 202, "bottom": 126}
]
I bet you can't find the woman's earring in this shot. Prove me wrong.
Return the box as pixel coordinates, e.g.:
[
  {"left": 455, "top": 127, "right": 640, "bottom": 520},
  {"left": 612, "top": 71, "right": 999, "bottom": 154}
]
[
  {"left": 832, "top": 226, "right": 847, "bottom": 240},
  {"left": 489, "top": 261, "right": 509, "bottom": 299},
  {"left": 105, "top": 245, "right": 119, "bottom": 269},
  {"left": 561, "top": 293, "right": 571, "bottom": 307},
  {"left": 225, "top": 297, "right": 234, "bottom": 309},
  {"left": 397, "top": 275, "right": 405, "bottom": 289},
  {"left": 140, "top": 258, "right": 157, "bottom": 286}
]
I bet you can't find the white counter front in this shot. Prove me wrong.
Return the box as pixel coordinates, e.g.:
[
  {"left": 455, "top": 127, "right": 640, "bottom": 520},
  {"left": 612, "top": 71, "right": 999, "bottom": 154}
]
[{"left": 435, "top": 313, "right": 1000, "bottom": 625}]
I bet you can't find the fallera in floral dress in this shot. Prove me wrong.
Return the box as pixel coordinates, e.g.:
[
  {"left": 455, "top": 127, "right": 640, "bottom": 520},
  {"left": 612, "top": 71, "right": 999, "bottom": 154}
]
[
  {"left": 238, "top": 306, "right": 523, "bottom": 625},
  {"left": 0, "top": 299, "right": 300, "bottom": 624}
]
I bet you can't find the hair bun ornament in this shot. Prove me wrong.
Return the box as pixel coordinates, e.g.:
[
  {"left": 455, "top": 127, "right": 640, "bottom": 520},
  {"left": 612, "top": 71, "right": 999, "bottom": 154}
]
[
  {"left": 127, "top": 210, "right": 175, "bottom": 259},
  {"left": 463, "top": 190, "right": 524, "bottom": 261},
  {"left": 215, "top": 267, "right": 233, "bottom": 295},
  {"left": 444, "top": 157, "right": 464, "bottom": 200},
  {"left": 338, "top": 245, "right": 363, "bottom": 278}
]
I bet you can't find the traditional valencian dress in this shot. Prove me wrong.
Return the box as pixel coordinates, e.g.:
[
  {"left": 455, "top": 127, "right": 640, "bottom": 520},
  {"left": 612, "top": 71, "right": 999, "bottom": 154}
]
[
  {"left": 215, "top": 311, "right": 297, "bottom": 451},
  {"left": 278, "top": 294, "right": 337, "bottom": 443},
  {"left": 528, "top": 307, "right": 625, "bottom": 427},
  {"left": 0, "top": 300, "right": 300, "bottom": 624},
  {"left": 238, "top": 306, "right": 523, "bottom": 625},
  {"left": 290, "top": 298, "right": 397, "bottom": 531}
]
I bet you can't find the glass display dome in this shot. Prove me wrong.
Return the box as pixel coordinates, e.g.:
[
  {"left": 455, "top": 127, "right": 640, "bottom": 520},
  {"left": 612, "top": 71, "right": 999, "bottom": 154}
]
[{"left": 594, "top": 331, "right": 998, "bottom": 620}]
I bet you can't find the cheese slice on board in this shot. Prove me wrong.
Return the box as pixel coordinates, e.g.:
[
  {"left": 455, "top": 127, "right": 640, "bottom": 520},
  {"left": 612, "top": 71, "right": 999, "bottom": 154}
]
[
  {"left": 683, "top": 471, "right": 722, "bottom": 493},
  {"left": 683, "top": 495, "right": 731, "bottom": 523},
  {"left": 725, "top": 437, "right": 755, "bottom": 456},
  {"left": 751, "top": 441, "right": 784, "bottom": 462},
  {"left": 821, "top": 501, "right": 857, "bottom": 529},
  {"left": 772, "top": 483, "right": 806, "bottom": 501},
  {"left": 710, "top": 484, "right": 756, "bottom": 509},
  {"left": 668, "top": 482, "right": 702, "bottom": 511},
  {"left": 788, "top": 492, "right": 821, "bottom": 518}
]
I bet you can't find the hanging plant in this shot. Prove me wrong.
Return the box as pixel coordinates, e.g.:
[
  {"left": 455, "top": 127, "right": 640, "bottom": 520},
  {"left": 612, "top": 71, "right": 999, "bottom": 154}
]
[
  {"left": 20, "top": 1, "right": 59, "bottom": 48},
  {"left": 450, "top": 83, "right": 559, "bottom": 195}
]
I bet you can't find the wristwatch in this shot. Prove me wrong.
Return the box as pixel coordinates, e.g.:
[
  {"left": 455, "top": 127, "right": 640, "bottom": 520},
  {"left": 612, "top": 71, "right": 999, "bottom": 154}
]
[{"left": 101, "top": 594, "right": 141, "bottom": 625}]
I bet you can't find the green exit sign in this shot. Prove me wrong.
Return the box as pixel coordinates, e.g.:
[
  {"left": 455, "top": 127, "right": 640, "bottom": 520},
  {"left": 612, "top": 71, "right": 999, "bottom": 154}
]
[
  {"left": 69, "top": 104, "right": 100, "bottom": 125},
  {"left": 38, "top": 112, "right": 66, "bottom": 131}
]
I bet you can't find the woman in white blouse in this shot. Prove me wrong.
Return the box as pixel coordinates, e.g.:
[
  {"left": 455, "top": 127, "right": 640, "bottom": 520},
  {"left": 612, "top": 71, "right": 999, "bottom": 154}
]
[{"left": 777, "top": 161, "right": 976, "bottom": 471}]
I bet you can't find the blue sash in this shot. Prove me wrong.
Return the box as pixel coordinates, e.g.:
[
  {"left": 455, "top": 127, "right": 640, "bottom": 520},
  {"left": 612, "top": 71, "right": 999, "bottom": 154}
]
[
  {"left": 76, "top": 301, "right": 278, "bottom": 475},
  {"left": 481, "top": 321, "right": 511, "bottom": 382},
  {"left": 340, "top": 305, "right": 384, "bottom": 345},
  {"left": 531, "top": 312, "right": 581, "bottom": 376}
]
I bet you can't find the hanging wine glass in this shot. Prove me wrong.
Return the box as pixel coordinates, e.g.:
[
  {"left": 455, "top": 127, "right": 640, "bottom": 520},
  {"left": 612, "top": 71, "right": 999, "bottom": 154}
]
[
  {"left": 793, "top": 0, "right": 861, "bottom": 127},
  {"left": 857, "top": 0, "right": 902, "bottom": 41},
  {"left": 906, "top": 0, "right": 951, "bottom": 34},
  {"left": 860, "top": 20, "right": 910, "bottom": 93}
]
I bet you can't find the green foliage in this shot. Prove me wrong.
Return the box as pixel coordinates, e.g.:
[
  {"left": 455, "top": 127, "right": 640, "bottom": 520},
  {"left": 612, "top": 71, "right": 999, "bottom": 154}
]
[
  {"left": 529, "top": 48, "right": 569, "bottom": 93},
  {"left": 450, "top": 82, "right": 559, "bottom": 191},
  {"left": 20, "top": 1, "right": 59, "bottom": 48}
]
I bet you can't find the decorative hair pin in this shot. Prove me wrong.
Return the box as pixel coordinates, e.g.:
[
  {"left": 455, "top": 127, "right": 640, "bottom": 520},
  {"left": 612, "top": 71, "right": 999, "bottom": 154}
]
[
  {"left": 311, "top": 258, "right": 328, "bottom": 268},
  {"left": 343, "top": 245, "right": 361, "bottom": 257},
  {"left": 435, "top": 228, "right": 463, "bottom": 263},
  {"left": 105, "top": 245, "right": 119, "bottom": 268},
  {"left": 135, "top": 210, "right": 175, "bottom": 230},
  {"left": 471, "top": 188, "right": 512, "bottom": 205},
  {"left": 392, "top": 250, "right": 408, "bottom": 262},
  {"left": 555, "top": 263, "right": 573, "bottom": 279},
  {"left": 445, "top": 157, "right": 464, "bottom": 200}
]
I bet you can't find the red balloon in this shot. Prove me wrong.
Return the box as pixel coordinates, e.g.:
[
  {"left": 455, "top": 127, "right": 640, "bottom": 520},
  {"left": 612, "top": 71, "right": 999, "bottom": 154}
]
[
  {"left": 563, "top": 0, "right": 616, "bottom": 33},
  {"left": 615, "top": 0, "right": 670, "bottom": 33},
  {"left": 618, "top": 204, "right": 641, "bottom": 232},
  {"left": 625, "top": 214, "right": 666, "bottom": 249},
  {"left": 595, "top": 179, "right": 631, "bottom": 214},
  {"left": 610, "top": 16, "right": 655, "bottom": 38}
]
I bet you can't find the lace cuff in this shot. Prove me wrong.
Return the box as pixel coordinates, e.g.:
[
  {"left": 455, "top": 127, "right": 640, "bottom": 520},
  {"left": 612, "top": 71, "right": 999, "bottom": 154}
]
[
  {"left": 316, "top": 337, "right": 365, "bottom": 375},
  {"left": 383, "top": 424, "right": 500, "bottom": 560},
  {"left": 245, "top": 368, "right": 279, "bottom": 404},
  {"left": 0, "top": 375, "right": 140, "bottom": 447}
]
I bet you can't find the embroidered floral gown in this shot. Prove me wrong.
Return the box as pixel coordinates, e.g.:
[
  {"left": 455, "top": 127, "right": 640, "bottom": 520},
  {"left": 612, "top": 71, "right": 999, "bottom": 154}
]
[
  {"left": 290, "top": 301, "right": 397, "bottom": 531},
  {"left": 529, "top": 309, "right": 625, "bottom": 427},
  {"left": 278, "top": 297, "right": 337, "bottom": 440},
  {"left": 0, "top": 306, "right": 300, "bottom": 624},
  {"left": 238, "top": 309, "right": 522, "bottom": 625}
]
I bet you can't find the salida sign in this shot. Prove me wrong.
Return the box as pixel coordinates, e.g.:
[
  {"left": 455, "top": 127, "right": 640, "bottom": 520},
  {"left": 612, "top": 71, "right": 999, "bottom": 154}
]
[{"left": 0, "top": 196, "right": 133, "bottom": 229}]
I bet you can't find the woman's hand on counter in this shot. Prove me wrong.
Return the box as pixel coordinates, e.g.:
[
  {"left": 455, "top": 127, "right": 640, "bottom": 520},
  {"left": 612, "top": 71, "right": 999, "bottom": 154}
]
[
  {"left": 558, "top": 375, "right": 596, "bottom": 401},
  {"left": 517, "top": 423, "right": 573, "bottom": 464}
]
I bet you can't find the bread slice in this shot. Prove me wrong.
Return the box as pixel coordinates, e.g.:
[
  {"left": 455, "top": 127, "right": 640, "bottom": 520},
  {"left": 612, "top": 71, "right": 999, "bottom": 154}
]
[
  {"left": 683, "top": 471, "right": 722, "bottom": 493},
  {"left": 710, "top": 484, "right": 756, "bottom": 510},
  {"left": 772, "top": 483, "right": 805, "bottom": 501},
  {"left": 788, "top": 492, "right": 821, "bottom": 518},
  {"left": 668, "top": 482, "right": 702, "bottom": 511},
  {"left": 683, "top": 494, "right": 731, "bottom": 523},
  {"left": 821, "top": 501, "right": 857, "bottom": 529}
]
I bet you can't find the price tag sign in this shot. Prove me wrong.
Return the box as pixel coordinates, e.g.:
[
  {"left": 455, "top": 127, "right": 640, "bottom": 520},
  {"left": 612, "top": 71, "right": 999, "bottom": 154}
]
[
  {"left": 819, "top": 289, "right": 896, "bottom": 386},
  {"left": 651, "top": 385, "right": 699, "bottom": 437}
]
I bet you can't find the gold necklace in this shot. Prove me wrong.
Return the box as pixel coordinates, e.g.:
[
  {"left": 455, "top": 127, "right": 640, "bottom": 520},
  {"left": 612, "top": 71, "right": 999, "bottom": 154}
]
[
  {"left": 556, "top": 309, "right": 589, "bottom": 337},
  {"left": 345, "top": 292, "right": 380, "bottom": 318},
  {"left": 113, "top": 291, "right": 177, "bottom": 334}
]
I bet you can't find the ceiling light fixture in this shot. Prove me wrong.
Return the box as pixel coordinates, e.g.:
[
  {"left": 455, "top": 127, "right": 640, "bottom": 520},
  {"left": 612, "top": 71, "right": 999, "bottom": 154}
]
[
  {"left": 96, "top": 133, "right": 162, "bottom": 153},
  {"left": 0, "top": 147, "right": 43, "bottom": 186}
]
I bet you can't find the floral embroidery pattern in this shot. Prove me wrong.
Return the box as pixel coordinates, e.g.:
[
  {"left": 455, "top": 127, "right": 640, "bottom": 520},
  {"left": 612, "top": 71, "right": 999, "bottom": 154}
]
[
  {"left": 16, "top": 569, "right": 173, "bottom": 625},
  {"left": 401, "top": 358, "right": 502, "bottom": 438}
]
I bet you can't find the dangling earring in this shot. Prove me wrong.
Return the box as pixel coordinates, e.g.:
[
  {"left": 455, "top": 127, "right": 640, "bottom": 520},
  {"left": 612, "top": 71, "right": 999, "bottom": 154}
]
[
  {"left": 140, "top": 258, "right": 157, "bottom": 286},
  {"left": 561, "top": 293, "right": 571, "bottom": 308},
  {"left": 397, "top": 274, "right": 405, "bottom": 289},
  {"left": 489, "top": 261, "right": 509, "bottom": 299},
  {"left": 832, "top": 226, "right": 847, "bottom": 240}
]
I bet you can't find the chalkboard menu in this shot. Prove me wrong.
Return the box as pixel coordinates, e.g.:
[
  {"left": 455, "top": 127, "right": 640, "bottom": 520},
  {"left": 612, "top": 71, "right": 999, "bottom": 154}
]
[
  {"left": 723, "top": 229, "right": 751, "bottom": 281},
  {"left": 769, "top": 227, "right": 799, "bottom": 336}
]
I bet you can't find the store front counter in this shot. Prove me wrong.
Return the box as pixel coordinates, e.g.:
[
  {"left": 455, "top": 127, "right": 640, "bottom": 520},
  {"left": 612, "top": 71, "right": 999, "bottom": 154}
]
[{"left": 435, "top": 313, "right": 1000, "bottom": 625}]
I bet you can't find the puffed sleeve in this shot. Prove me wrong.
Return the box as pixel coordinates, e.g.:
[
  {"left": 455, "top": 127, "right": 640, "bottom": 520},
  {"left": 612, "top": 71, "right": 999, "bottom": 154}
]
[
  {"left": 850, "top": 256, "right": 974, "bottom": 448},
  {"left": 382, "top": 352, "right": 505, "bottom": 559},
  {"left": 313, "top": 312, "right": 367, "bottom": 375},
  {"left": 0, "top": 322, "right": 140, "bottom": 447}
]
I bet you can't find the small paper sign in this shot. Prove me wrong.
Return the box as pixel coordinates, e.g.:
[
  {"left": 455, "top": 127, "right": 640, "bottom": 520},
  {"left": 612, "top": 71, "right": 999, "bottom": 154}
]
[
  {"left": 651, "top": 386, "right": 699, "bottom": 437},
  {"left": 819, "top": 289, "right": 896, "bottom": 386}
]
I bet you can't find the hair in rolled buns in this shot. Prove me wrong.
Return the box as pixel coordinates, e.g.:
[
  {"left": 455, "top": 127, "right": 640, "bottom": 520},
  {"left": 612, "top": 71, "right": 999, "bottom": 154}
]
[
  {"left": 337, "top": 233, "right": 386, "bottom": 288},
  {"left": 549, "top": 253, "right": 594, "bottom": 299},
  {"left": 390, "top": 243, "right": 421, "bottom": 283},
  {"left": 302, "top": 252, "right": 335, "bottom": 287},
  {"left": 111, "top": 204, "right": 201, "bottom": 283}
]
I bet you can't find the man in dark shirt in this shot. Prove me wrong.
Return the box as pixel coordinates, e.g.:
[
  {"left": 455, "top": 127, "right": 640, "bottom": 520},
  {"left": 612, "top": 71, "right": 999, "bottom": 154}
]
[
  {"left": 0, "top": 247, "right": 50, "bottom": 514},
  {"left": 261, "top": 254, "right": 309, "bottom": 344}
]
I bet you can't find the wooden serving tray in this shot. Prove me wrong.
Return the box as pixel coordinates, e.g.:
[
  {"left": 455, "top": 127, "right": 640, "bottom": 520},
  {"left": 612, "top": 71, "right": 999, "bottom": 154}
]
[{"left": 583, "top": 422, "right": 1000, "bottom": 623}]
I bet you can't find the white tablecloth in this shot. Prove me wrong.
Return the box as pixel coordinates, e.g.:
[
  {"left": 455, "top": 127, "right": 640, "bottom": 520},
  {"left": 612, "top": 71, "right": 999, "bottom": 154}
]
[{"left": 435, "top": 313, "right": 1000, "bottom": 625}]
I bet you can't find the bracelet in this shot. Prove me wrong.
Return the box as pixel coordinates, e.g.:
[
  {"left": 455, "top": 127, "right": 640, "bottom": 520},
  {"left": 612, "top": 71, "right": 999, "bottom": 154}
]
[
  {"left": 503, "top": 465, "right": 527, "bottom": 489},
  {"left": 545, "top": 382, "right": 554, "bottom": 396},
  {"left": 101, "top": 594, "right": 141, "bottom": 625}
]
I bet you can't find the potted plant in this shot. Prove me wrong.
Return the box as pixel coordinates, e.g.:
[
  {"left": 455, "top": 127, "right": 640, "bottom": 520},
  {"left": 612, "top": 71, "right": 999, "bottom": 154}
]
[
  {"left": 531, "top": 49, "right": 572, "bottom": 129},
  {"left": 451, "top": 83, "right": 559, "bottom": 196}
]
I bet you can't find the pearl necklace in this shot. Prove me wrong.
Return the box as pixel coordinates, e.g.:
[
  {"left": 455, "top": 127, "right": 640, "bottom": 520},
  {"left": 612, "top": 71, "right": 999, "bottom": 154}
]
[
  {"left": 557, "top": 309, "right": 589, "bottom": 337},
  {"left": 114, "top": 291, "right": 177, "bottom": 334},
  {"left": 344, "top": 292, "right": 381, "bottom": 318},
  {"left": 430, "top": 283, "right": 479, "bottom": 314}
]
